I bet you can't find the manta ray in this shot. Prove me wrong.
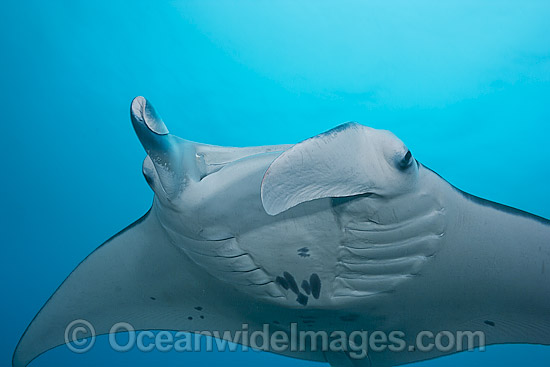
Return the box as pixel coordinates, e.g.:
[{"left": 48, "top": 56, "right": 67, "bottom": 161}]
[{"left": 14, "top": 97, "right": 550, "bottom": 367}]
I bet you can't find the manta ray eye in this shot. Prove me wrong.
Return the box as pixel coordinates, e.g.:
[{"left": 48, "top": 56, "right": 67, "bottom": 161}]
[{"left": 398, "top": 150, "right": 413, "bottom": 169}]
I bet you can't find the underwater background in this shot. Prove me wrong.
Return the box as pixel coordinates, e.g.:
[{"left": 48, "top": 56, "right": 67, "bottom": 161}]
[{"left": 1, "top": 0, "right": 549, "bottom": 366}]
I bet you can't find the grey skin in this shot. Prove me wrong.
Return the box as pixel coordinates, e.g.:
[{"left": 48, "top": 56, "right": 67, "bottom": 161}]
[{"left": 13, "top": 97, "right": 550, "bottom": 367}]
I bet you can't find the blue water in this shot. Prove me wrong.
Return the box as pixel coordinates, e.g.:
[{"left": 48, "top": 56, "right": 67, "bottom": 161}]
[{"left": 1, "top": 1, "right": 549, "bottom": 366}]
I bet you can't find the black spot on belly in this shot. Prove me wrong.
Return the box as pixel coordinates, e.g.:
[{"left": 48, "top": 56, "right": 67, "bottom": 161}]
[
  {"left": 310, "top": 273, "right": 321, "bottom": 299},
  {"left": 283, "top": 272, "right": 299, "bottom": 294},
  {"left": 188, "top": 316, "right": 193, "bottom": 320},
  {"left": 276, "top": 276, "right": 289, "bottom": 290},
  {"left": 296, "top": 293, "right": 308, "bottom": 306},
  {"left": 484, "top": 320, "right": 496, "bottom": 327},
  {"left": 194, "top": 306, "right": 203, "bottom": 311},
  {"left": 301, "top": 280, "right": 311, "bottom": 295},
  {"left": 200, "top": 315, "right": 205, "bottom": 319},
  {"left": 297, "top": 247, "right": 310, "bottom": 257},
  {"left": 149, "top": 297, "right": 156, "bottom": 301}
]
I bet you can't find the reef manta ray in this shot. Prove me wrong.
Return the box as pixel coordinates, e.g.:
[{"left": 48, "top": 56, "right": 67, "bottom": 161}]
[{"left": 14, "top": 97, "right": 550, "bottom": 367}]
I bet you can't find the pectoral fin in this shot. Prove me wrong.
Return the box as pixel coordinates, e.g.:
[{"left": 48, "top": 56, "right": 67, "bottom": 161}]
[{"left": 13, "top": 209, "right": 246, "bottom": 366}]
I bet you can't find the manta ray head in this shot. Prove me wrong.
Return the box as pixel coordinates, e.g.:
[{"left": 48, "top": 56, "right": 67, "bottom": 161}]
[{"left": 131, "top": 96, "right": 421, "bottom": 222}]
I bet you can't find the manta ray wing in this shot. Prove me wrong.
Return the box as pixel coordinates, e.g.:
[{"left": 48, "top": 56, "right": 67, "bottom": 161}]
[{"left": 12, "top": 209, "right": 270, "bottom": 367}]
